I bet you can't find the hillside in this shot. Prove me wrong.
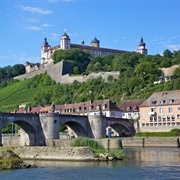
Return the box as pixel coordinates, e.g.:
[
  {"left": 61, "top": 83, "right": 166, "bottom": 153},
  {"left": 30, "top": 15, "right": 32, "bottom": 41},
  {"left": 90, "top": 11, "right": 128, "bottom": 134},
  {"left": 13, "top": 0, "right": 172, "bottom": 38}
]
[{"left": 0, "top": 50, "right": 179, "bottom": 112}]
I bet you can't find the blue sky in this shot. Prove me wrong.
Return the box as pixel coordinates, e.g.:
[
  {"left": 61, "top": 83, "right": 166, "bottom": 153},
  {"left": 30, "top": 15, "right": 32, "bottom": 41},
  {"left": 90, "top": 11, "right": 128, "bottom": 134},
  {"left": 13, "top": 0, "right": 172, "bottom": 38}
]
[{"left": 0, "top": 0, "right": 180, "bottom": 67}]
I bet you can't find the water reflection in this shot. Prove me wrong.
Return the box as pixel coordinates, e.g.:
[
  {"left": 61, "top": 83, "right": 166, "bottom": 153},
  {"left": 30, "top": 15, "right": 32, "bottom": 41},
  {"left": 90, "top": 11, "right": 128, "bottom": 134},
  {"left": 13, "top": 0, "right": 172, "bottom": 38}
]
[
  {"left": 124, "top": 147, "right": 180, "bottom": 167},
  {"left": 25, "top": 147, "right": 180, "bottom": 168},
  {"left": 1, "top": 148, "right": 179, "bottom": 180}
]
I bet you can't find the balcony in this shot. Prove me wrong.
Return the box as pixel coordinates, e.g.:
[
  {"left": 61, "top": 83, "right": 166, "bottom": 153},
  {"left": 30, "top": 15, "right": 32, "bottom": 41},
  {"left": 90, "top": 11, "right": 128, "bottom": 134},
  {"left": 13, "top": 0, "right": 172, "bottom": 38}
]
[{"left": 148, "top": 111, "right": 156, "bottom": 116}]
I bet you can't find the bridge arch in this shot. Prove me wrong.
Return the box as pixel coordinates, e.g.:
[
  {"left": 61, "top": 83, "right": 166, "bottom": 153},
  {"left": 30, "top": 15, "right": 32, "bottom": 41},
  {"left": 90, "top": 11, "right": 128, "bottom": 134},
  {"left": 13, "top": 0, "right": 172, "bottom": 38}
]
[
  {"left": 0, "top": 113, "right": 45, "bottom": 146},
  {"left": 107, "top": 123, "right": 132, "bottom": 137},
  {"left": 2, "top": 120, "right": 39, "bottom": 146},
  {"left": 61, "top": 121, "right": 88, "bottom": 138},
  {"left": 106, "top": 117, "right": 136, "bottom": 137},
  {"left": 59, "top": 115, "right": 89, "bottom": 138}
]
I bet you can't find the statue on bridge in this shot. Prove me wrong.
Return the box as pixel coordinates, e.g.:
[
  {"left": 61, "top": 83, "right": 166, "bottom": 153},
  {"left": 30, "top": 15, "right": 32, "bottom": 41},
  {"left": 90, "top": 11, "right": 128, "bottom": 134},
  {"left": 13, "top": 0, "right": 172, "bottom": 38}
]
[{"left": 50, "top": 102, "right": 55, "bottom": 113}]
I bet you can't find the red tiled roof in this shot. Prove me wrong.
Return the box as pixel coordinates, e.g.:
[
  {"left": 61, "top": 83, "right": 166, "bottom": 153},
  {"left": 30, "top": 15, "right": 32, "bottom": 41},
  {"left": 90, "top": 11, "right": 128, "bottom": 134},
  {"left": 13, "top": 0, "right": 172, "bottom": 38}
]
[
  {"left": 140, "top": 90, "right": 180, "bottom": 107},
  {"left": 119, "top": 99, "right": 145, "bottom": 112},
  {"left": 63, "top": 99, "right": 120, "bottom": 114}
]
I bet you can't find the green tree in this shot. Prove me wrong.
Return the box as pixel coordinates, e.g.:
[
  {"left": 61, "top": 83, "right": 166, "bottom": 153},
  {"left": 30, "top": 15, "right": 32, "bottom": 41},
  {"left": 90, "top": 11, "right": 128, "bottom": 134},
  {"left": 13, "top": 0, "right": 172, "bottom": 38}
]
[
  {"left": 73, "top": 66, "right": 80, "bottom": 74},
  {"left": 12, "top": 64, "right": 25, "bottom": 77}
]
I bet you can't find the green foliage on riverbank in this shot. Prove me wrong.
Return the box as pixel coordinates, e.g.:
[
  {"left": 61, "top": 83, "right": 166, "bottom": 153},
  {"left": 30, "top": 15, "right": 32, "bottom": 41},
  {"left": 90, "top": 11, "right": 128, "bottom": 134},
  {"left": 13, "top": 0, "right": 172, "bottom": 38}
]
[
  {"left": 71, "top": 137, "right": 124, "bottom": 159},
  {"left": 0, "top": 149, "right": 23, "bottom": 170},
  {"left": 136, "top": 128, "right": 180, "bottom": 137}
]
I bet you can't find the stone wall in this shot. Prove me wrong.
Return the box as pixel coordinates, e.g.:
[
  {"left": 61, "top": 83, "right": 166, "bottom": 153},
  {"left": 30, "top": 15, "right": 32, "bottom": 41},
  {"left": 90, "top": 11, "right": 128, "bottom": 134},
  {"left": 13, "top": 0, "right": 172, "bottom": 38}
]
[
  {"left": 2, "top": 136, "right": 180, "bottom": 148},
  {"left": 140, "top": 126, "right": 179, "bottom": 132},
  {"left": 14, "top": 60, "right": 120, "bottom": 84},
  {"left": 14, "top": 68, "right": 48, "bottom": 81},
  {"left": 13, "top": 146, "right": 95, "bottom": 161}
]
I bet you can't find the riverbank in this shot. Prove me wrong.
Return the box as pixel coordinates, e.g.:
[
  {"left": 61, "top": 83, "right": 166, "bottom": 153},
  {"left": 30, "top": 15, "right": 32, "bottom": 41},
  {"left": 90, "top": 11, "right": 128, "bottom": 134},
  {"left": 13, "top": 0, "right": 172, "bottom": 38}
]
[
  {"left": 0, "top": 149, "right": 36, "bottom": 169},
  {"left": 11, "top": 146, "right": 95, "bottom": 161}
]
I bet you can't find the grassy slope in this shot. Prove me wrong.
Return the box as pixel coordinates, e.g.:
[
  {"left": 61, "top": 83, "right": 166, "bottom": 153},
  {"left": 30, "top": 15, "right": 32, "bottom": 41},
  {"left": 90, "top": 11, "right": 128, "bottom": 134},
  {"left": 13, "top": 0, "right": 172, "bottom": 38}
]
[{"left": 0, "top": 78, "right": 52, "bottom": 112}]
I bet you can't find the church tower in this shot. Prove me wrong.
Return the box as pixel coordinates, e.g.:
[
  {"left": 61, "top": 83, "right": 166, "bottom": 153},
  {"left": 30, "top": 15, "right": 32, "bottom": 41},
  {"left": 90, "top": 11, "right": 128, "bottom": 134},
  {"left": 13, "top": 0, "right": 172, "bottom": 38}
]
[
  {"left": 60, "top": 31, "right": 71, "bottom": 50},
  {"left": 41, "top": 38, "right": 51, "bottom": 64},
  {"left": 137, "top": 37, "right": 148, "bottom": 55}
]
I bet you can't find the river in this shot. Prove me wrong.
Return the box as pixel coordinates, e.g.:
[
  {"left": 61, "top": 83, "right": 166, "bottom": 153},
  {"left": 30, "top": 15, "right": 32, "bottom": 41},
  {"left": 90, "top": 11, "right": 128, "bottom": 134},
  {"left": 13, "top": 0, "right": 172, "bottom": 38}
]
[{"left": 0, "top": 147, "right": 179, "bottom": 180}]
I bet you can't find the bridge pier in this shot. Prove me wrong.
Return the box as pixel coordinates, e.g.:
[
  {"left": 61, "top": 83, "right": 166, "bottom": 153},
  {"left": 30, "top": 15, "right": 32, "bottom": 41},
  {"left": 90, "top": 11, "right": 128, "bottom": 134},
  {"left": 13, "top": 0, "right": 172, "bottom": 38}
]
[
  {"left": 39, "top": 113, "right": 60, "bottom": 141},
  {"left": 88, "top": 113, "right": 106, "bottom": 138}
]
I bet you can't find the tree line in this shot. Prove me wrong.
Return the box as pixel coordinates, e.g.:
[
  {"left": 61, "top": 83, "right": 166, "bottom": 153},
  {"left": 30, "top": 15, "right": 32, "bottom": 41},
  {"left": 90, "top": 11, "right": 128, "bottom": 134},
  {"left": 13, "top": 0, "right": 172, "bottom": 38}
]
[{"left": 0, "top": 48, "right": 179, "bottom": 110}]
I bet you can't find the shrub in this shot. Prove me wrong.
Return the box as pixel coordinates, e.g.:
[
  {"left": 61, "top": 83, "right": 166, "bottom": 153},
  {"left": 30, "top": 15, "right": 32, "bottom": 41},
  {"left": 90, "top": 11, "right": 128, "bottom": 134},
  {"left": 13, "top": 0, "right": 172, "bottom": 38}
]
[{"left": 71, "top": 137, "right": 104, "bottom": 151}]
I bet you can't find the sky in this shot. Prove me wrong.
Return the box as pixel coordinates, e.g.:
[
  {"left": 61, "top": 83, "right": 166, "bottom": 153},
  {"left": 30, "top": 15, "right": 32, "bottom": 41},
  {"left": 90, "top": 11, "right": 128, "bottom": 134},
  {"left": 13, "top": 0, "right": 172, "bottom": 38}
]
[{"left": 0, "top": 0, "right": 180, "bottom": 67}]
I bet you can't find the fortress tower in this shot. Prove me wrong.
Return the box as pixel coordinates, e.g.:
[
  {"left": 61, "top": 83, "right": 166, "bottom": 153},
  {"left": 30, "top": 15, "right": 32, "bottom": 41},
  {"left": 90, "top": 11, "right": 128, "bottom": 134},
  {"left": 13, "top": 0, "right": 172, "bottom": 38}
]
[
  {"left": 91, "top": 37, "right": 100, "bottom": 48},
  {"left": 41, "top": 38, "right": 51, "bottom": 64},
  {"left": 137, "top": 37, "right": 148, "bottom": 55},
  {"left": 60, "top": 32, "right": 71, "bottom": 50}
]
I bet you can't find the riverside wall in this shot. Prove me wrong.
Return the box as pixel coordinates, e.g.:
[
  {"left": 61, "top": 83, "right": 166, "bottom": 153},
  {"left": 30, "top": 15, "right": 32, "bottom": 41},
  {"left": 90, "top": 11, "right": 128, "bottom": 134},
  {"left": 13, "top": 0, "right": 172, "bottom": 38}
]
[
  {"left": 2, "top": 137, "right": 180, "bottom": 148},
  {"left": 13, "top": 146, "right": 95, "bottom": 161}
]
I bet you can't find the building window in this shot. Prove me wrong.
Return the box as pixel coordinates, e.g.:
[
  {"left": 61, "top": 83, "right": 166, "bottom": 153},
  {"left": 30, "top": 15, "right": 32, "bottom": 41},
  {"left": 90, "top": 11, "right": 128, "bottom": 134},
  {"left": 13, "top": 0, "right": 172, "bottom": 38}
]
[
  {"left": 168, "top": 107, "right": 173, "bottom": 113},
  {"left": 159, "top": 108, "right": 164, "bottom": 114},
  {"left": 133, "top": 106, "right": 138, "bottom": 111},
  {"left": 178, "top": 107, "right": 180, "bottom": 110},
  {"left": 158, "top": 116, "right": 161, "bottom": 122},
  {"left": 151, "top": 101, "right": 157, "bottom": 105},
  {"left": 169, "top": 99, "right": 174, "bottom": 104},
  {"left": 171, "top": 115, "right": 175, "bottom": 121},
  {"left": 150, "top": 108, "right": 155, "bottom": 112},
  {"left": 177, "top": 114, "right": 180, "bottom": 119},
  {"left": 160, "top": 100, "right": 165, "bottom": 105},
  {"left": 154, "top": 116, "right": 157, "bottom": 122},
  {"left": 102, "top": 104, "right": 106, "bottom": 110},
  {"left": 163, "top": 116, "right": 166, "bottom": 121},
  {"left": 127, "top": 107, "right": 131, "bottom": 111},
  {"left": 150, "top": 116, "right": 153, "bottom": 122},
  {"left": 167, "top": 115, "right": 170, "bottom": 121}
]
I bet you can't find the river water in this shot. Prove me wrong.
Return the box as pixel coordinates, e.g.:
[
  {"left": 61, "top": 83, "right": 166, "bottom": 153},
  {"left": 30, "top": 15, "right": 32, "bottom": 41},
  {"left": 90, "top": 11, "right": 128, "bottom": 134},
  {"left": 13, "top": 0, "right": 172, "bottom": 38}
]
[{"left": 0, "top": 147, "right": 179, "bottom": 180}]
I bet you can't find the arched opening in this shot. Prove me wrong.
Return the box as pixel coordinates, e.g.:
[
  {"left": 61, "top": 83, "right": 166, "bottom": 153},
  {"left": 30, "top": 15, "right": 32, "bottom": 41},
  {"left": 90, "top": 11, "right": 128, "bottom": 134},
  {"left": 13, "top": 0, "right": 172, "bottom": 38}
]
[
  {"left": 106, "top": 123, "right": 131, "bottom": 137},
  {"left": 60, "top": 121, "right": 87, "bottom": 139},
  {"left": 2, "top": 120, "right": 38, "bottom": 146}
]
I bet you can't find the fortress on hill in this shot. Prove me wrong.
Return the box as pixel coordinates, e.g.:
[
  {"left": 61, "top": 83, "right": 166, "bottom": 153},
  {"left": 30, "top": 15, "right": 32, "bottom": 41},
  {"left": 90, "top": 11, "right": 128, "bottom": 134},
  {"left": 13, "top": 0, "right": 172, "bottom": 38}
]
[{"left": 15, "top": 31, "right": 148, "bottom": 83}]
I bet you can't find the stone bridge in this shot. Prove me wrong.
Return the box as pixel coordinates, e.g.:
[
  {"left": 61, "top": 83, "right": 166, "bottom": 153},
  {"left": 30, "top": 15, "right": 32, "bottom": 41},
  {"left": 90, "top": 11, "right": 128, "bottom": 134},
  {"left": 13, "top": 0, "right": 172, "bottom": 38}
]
[{"left": 0, "top": 112, "right": 135, "bottom": 146}]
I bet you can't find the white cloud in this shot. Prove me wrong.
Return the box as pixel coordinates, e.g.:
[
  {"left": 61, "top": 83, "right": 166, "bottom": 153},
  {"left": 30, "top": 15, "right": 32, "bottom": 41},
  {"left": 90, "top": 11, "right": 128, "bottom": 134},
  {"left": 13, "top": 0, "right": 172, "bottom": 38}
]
[
  {"left": 167, "top": 44, "right": 180, "bottom": 51},
  {"left": 22, "top": 17, "right": 39, "bottom": 23},
  {"left": 26, "top": 26, "right": 42, "bottom": 31},
  {"left": 42, "top": 23, "right": 51, "bottom": 27},
  {"left": 18, "top": 5, "right": 53, "bottom": 15}
]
